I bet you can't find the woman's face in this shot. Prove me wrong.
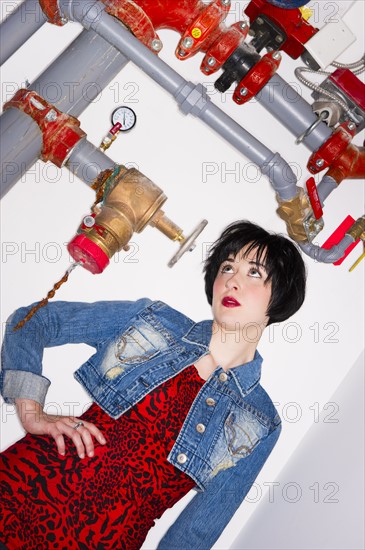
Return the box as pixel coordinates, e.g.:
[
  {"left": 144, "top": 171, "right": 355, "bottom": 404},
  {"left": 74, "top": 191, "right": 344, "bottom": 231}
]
[{"left": 211, "top": 246, "right": 272, "bottom": 335}]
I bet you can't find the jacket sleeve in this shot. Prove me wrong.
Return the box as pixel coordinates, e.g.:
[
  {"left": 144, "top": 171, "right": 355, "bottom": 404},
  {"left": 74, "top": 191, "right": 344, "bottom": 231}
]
[
  {"left": 157, "top": 423, "right": 282, "bottom": 550},
  {"left": 0, "top": 298, "right": 151, "bottom": 407}
]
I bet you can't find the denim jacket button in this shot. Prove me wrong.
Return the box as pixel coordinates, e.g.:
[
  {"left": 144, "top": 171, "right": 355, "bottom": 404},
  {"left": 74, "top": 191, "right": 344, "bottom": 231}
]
[
  {"left": 206, "top": 397, "right": 216, "bottom": 407},
  {"left": 196, "top": 423, "right": 206, "bottom": 433},
  {"left": 177, "top": 453, "right": 188, "bottom": 464},
  {"left": 219, "top": 372, "right": 228, "bottom": 382}
]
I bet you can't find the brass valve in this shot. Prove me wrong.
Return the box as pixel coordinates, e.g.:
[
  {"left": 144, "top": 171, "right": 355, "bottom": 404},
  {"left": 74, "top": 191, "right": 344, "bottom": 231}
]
[
  {"left": 276, "top": 187, "right": 324, "bottom": 243},
  {"left": 68, "top": 166, "right": 207, "bottom": 273}
]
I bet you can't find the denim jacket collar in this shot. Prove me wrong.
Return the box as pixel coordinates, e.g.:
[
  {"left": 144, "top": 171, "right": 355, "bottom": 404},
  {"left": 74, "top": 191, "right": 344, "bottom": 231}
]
[
  {"left": 182, "top": 320, "right": 212, "bottom": 349},
  {"left": 182, "top": 320, "right": 263, "bottom": 396}
]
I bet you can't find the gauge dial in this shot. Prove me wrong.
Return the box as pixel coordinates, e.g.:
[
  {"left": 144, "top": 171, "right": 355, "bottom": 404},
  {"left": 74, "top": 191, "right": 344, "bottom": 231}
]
[{"left": 111, "top": 106, "right": 137, "bottom": 131}]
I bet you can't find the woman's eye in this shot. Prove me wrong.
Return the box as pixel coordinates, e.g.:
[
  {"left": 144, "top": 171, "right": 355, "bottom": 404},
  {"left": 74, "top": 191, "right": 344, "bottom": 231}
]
[
  {"left": 221, "top": 264, "right": 234, "bottom": 274},
  {"left": 248, "top": 267, "right": 261, "bottom": 278}
]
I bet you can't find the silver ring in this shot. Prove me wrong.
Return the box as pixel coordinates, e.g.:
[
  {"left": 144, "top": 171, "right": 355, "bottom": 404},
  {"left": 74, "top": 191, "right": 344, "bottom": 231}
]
[
  {"left": 73, "top": 421, "right": 84, "bottom": 430},
  {"left": 295, "top": 111, "right": 327, "bottom": 145}
]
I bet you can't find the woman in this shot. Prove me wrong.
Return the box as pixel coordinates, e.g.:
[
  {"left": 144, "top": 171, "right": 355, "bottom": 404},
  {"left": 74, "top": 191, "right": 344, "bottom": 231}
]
[{"left": 0, "top": 221, "right": 306, "bottom": 550}]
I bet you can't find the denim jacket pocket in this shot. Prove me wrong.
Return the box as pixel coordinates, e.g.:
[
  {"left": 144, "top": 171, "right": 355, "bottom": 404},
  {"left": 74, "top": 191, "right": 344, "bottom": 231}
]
[
  {"left": 208, "top": 406, "right": 269, "bottom": 479},
  {"left": 101, "top": 321, "right": 169, "bottom": 379}
]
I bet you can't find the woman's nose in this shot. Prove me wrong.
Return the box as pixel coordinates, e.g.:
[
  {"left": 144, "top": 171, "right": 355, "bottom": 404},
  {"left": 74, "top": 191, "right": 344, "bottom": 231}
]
[{"left": 225, "top": 275, "right": 239, "bottom": 290}]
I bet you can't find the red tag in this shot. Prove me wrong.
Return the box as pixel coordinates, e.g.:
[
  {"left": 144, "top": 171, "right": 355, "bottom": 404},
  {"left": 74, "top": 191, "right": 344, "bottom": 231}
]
[
  {"left": 306, "top": 177, "right": 323, "bottom": 219},
  {"left": 321, "top": 215, "right": 359, "bottom": 265}
]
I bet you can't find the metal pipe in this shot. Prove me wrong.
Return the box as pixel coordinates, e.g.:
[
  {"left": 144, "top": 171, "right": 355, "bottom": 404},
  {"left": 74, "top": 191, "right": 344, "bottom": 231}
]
[
  {"left": 298, "top": 234, "right": 354, "bottom": 263},
  {"left": 59, "top": 0, "right": 299, "bottom": 197},
  {"left": 67, "top": 138, "right": 115, "bottom": 185},
  {"left": 0, "top": 108, "right": 43, "bottom": 198},
  {"left": 0, "top": 0, "right": 47, "bottom": 66},
  {"left": 257, "top": 74, "right": 333, "bottom": 151},
  {"left": 0, "top": 29, "right": 129, "bottom": 197}
]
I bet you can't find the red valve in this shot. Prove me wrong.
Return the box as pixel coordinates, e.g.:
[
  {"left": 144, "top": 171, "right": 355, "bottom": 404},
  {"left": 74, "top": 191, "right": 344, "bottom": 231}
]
[{"left": 233, "top": 50, "right": 282, "bottom": 104}]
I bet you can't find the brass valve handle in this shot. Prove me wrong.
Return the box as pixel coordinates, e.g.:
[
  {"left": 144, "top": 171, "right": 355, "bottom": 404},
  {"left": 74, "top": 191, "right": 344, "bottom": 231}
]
[{"left": 168, "top": 220, "right": 208, "bottom": 268}]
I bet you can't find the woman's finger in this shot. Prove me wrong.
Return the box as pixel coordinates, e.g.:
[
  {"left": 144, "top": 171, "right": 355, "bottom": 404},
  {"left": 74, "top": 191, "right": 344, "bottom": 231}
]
[
  {"left": 73, "top": 424, "right": 95, "bottom": 458},
  {"left": 83, "top": 421, "right": 107, "bottom": 446},
  {"left": 54, "top": 420, "right": 86, "bottom": 459},
  {"left": 48, "top": 428, "right": 66, "bottom": 456}
]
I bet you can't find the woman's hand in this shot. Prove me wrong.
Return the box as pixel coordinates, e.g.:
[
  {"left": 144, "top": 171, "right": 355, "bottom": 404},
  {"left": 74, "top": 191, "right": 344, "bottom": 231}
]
[{"left": 15, "top": 398, "right": 107, "bottom": 459}]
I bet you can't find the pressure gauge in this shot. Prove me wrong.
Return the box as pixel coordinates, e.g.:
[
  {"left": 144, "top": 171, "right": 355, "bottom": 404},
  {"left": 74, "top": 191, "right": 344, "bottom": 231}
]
[{"left": 111, "top": 106, "right": 137, "bottom": 131}]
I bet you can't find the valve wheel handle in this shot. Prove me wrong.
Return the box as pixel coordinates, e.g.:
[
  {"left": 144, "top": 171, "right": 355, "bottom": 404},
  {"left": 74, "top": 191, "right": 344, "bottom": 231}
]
[{"left": 168, "top": 220, "right": 208, "bottom": 268}]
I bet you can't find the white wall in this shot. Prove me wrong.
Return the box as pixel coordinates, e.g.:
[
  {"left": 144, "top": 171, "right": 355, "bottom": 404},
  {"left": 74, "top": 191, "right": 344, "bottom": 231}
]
[
  {"left": 0, "top": 1, "right": 364, "bottom": 549},
  {"left": 231, "top": 351, "right": 365, "bottom": 550}
]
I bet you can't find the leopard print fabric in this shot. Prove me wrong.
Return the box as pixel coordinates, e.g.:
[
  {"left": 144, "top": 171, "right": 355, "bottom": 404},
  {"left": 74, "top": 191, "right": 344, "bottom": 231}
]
[{"left": 0, "top": 365, "right": 205, "bottom": 549}]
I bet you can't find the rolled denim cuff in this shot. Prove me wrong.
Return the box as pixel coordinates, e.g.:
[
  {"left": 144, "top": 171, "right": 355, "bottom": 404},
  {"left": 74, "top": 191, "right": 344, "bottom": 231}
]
[{"left": 1, "top": 370, "right": 51, "bottom": 407}]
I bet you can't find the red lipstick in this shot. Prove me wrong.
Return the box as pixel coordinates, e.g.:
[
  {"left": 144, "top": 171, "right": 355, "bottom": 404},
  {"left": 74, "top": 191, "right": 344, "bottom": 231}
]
[{"left": 222, "top": 296, "right": 241, "bottom": 307}]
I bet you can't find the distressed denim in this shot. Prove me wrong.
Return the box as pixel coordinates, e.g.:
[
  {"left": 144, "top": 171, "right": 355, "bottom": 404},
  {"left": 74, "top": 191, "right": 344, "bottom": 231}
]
[{"left": 1, "top": 299, "right": 281, "bottom": 549}]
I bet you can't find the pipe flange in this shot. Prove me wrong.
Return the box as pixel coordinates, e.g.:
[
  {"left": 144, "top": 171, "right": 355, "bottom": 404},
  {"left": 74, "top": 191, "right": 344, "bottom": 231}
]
[{"left": 168, "top": 220, "right": 208, "bottom": 268}]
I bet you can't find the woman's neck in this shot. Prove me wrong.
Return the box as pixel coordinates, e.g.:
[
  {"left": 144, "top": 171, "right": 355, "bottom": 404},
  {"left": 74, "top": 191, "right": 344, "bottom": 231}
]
[{"left": 208, "top": 321, "right": 263, "bottom": 371}]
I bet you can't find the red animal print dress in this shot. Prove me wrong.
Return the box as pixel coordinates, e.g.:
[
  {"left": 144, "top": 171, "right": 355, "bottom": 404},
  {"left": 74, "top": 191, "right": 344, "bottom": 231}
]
[{"left": 0, "top": 365, "right": 205, "bottom": 549}]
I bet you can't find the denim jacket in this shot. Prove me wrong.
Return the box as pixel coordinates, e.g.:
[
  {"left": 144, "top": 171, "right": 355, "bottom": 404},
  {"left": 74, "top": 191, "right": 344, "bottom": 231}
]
[{"left": 1, "top": 298, "right": 282, "bottom": 549}]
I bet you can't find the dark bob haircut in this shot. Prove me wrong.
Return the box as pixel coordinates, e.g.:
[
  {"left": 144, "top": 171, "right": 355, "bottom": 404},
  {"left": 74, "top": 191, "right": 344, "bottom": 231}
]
[{"left": 204, "top": 221, "right": 306, "bottom": 325}]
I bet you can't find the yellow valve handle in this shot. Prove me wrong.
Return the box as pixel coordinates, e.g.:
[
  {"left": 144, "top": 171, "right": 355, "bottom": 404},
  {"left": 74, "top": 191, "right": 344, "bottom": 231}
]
[{"left": 349, "top": 246, "right": 365, "bottom": 272}]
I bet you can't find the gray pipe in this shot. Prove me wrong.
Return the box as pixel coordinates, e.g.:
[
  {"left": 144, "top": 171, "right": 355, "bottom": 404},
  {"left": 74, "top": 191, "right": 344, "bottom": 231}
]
[
  {"left": 0, "top": 29, "right": 129, "bottom": 197},
  {"left": 0, "top": 108, "right": 43, "bottom": 198},
  {"left": 317, "top": 174, "right": 338, "bottom": 205},
  {"left": 29, "top": 29, "right": 129, "bottom": 117},
  {"left": 58, "top": 0, "right": 299, "bottom": 198},
  {"left": 67, "top": 138, "right": 115, "bottom": 185},
  {"left": 257, "top": 74, "right": 333, "bottom": 151},
  {"left": 60, "top": 0, "right": 185, "bottom": 96},
  {"left": 298, "top": 234, "right": 354, "bottom": 263},
  {"left": 0, "top": 0, "right": 47, "bottom": 66}
]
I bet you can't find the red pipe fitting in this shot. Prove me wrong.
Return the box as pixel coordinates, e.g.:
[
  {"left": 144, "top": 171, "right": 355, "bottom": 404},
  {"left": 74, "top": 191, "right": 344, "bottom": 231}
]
[
  {"left": 326, "top": 144, "right": 365, "bottom": 183},
  {"left": 175, "top": 0, "right": 231, "bottom": 59},
  {"left": 39, "top": 0, "right": 66, "bottom": 26},
  {"left": 201, "top": 21, "right": 249, "bottom": 75},
  {"left": 104, "top": 0, "right": 161, "bottom": 51},
  {"left": 39, "top": 0, "right": 249, "bottom": 69},
  {"left": 307, "top": 121, "right": 357, "bottom": 174},
  {"left": 4, "top": 89, "right": 86, "bottom": 167},
  {"left": 233, "top": 50, "right": 282, "bottom": 105}
]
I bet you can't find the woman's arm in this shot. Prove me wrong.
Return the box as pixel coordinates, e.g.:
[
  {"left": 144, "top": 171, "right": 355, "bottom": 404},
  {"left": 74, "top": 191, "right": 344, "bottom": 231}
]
[
  {"left": 1, "top": 298, "right": 152, "bottom": 456},
  {"left": 157, "top": 424, "right": 282, "bottom": 550},
  {"left": 1, "top": 298, "right": 152, "bottom": 406}
]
